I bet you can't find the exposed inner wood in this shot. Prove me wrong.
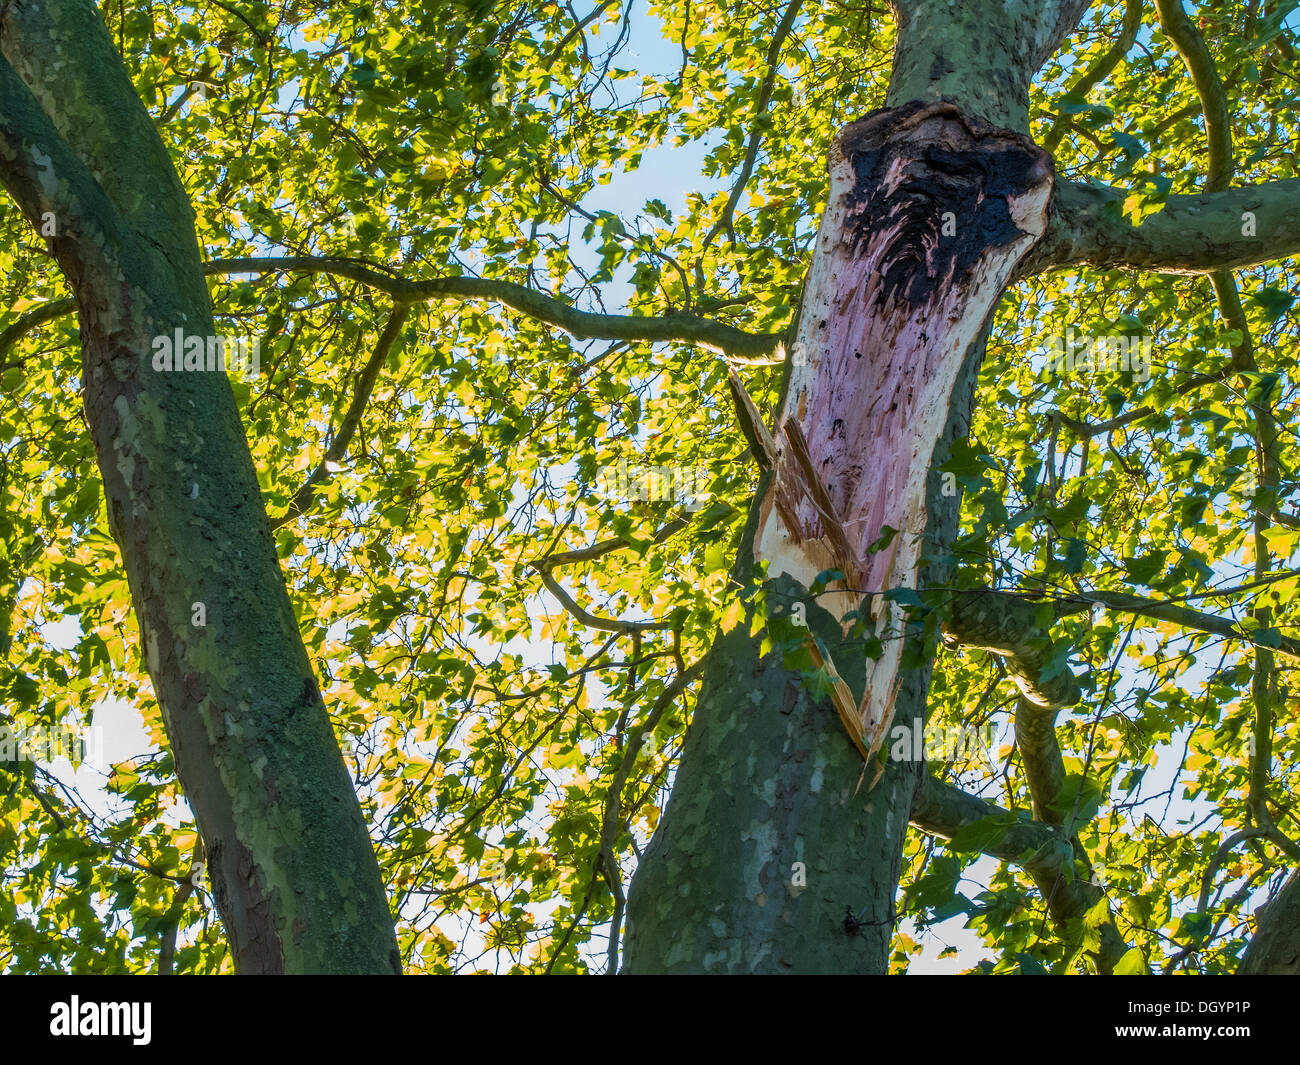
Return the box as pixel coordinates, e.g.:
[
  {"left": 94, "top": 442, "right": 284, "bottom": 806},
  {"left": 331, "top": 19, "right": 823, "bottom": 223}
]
[{"left": 752, "top": 102, "right": 1054, "bottom": 765}]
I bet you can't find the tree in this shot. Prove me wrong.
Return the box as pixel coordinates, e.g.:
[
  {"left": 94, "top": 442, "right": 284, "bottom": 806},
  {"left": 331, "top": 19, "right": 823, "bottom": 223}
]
[{"left": 1, "top": 0, "right": 1297, "bottom": 975}]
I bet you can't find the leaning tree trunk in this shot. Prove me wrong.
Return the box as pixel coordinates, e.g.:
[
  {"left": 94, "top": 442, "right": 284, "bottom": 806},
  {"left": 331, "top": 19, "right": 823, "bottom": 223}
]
[
  {"left": 0, "top": 0, "right": 398, "bottom": 973},
  {"left": 622, "top": 0, "right": 1081, "bottom": 973}
]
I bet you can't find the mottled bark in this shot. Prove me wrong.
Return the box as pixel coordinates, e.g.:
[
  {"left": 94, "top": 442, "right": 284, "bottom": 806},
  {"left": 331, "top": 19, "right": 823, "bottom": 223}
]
[
  {"left": 620, "top": 567, "right": 923, "bottom": 973},
  {"left": 886, "top": 0, "right": 1092, "bottom": 129},
  {"left": 0, "top": 0, "right": 398, "bottom": 973},
  {"left": 1240, "top": 870, "right": 1300, "bottom": 974},
  {"left": 943, "top": 590, "right": 1083, "bottom": 708},
  {"left": 1014, "top": 698, "right": 1069, "bottom": 825}
]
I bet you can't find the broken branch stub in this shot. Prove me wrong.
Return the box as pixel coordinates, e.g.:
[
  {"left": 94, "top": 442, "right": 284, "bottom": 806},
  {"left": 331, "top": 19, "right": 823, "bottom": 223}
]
[{"left": 754, "top": 102, "right": 1054, "bottom": 763}]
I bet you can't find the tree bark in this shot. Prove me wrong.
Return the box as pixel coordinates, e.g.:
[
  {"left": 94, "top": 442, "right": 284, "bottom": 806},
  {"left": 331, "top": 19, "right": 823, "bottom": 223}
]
[
  {"left": 0, "top": 0, "right": 398, "bottom": 973},
  {"left": 1239, "top": 870, "right": 1300, "bottom": 974}
]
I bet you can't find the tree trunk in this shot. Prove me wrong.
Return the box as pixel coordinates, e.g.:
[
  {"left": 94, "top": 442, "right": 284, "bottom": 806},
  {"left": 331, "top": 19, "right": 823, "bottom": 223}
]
[
  {"left": 0, "top": 0, "right": 398, "bottom": 973},
  {"left": 623, "top": 1, "right": 1075, "bottom": 973},
  {"left": 1239, "top": 870, "right": 1300, "bottom": 974}
]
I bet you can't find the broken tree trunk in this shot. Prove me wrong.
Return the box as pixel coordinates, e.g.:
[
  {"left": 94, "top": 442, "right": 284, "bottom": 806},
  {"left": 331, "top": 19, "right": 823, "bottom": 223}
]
[
  {"left": 622, "top": 103, "right": 1053, "bottom": 973},
  {"left": 756, "top": 102, "right": 1053, "bottom": 765}
]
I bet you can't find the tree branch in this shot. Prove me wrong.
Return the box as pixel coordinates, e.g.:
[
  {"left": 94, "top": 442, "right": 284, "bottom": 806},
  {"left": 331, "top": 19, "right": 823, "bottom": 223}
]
[
  {"left": 539, "top": 517, "right": 691, "bottom": 567},
  {"left": 910, "top": 773, "right": 1131, "bottom": 973},
  {"left": 272, "top": 302, "right": 411, "bottom": 528},
  {"left": 1023, "top": 177, "right": 1300, "bottom": 276},
  {"left": 1196, "top": 827, "right": 1271, "bottom": 918},
  {"left": 3, "top": 256, "right": 786, "bottom": 364},
  {"left": 945, "top": 580, "right": 1300, "bottom": 731},
  {"left": 1015, "top": 695, "right": 1068, "bottom": 824},
  {"left": 544, "top": 0, "right": 616, "bottom": 69},
  {"left": 1154, "top": 0, "right": 1233, "bottom": 192},
  {"left": 597, "top": 659, "right": 705, "bottom": 974},
  {"left": 1032, "top": 0, "right": 1100, "bottom": 70},
  {"left": 530, "top": 532, "right": 683, "bottom": 634},
  {"left": 0, "top": 296, "right": 76, "bottom": 359},
  {"left": 1039, "top": 586, "right": 1300, "bottom": 662},
  {"left": 942, "top": 590, "right": 1083, "bottom": 708},
  {"left": 697, "top": 0, "right": 802, "bottom": 253},
  {"left": 1050, "top": 368, "right": 1230, "bottom": 438},
  {"left": 159, "top": 836, "right": 204, "bottom": 975},
  {"left": 1042, "top": 0, "right": 1143, "bottom": 154},
  {"left": 212, "top": 257, "right": 785, "bottom": 363}
]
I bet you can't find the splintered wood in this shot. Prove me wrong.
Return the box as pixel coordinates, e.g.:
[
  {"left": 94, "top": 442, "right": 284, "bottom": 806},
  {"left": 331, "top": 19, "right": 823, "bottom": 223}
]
[{"left": 748, "top": 102, "right": 1054, "bottom": 780}]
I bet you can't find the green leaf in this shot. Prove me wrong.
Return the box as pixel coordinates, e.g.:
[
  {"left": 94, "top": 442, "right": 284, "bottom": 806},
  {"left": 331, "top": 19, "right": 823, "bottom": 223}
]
[
  {"left": 1251, "top": 287, "right": 1295, "bottom": 321},
  {"left": 1253, "top": 627, "right": 1282, "bottom": 649},
  {"left": 866, "top": 525, "right": 898, "bottom": 554},
  {"left": 883, "top": 587, "right": 923, "bottom": 607},
  {"left": 1063, "top": 537, "right": 1086, "bottom": 574},
  {"left": 948, "top": 813, "right": 1016, "bottom": 853},
  {"left": 1015, "top": 952, "right": 1047, "bottom": 975}
]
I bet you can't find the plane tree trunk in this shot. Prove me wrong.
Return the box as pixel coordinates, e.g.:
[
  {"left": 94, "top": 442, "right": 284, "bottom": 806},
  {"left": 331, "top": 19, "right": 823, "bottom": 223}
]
[
  {"left": 1239, "top": 871, "right": 1300, "bottom": 974},
  {"left": 622, "top": 0, "right": 1081, "bottom": 974},
  {"left": 0, "top": 0, "right": 398, "bottom": 973}
]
